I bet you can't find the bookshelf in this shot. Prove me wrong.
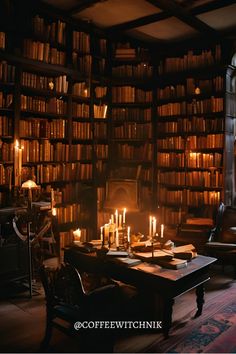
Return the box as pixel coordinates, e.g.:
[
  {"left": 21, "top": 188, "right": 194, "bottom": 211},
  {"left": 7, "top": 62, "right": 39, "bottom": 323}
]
[
  {"left": 109, "top": 42, "right": 154, "bottom": 213},
  {"left": 156, "top": 43, "right": 231, "bottom": 227},
  {"left": 0, "top": 6, "right": 110, "bottom": 254}
]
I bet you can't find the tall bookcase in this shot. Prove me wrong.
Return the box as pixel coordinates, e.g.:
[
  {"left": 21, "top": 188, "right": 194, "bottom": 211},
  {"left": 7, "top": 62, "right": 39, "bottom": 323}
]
[
  {"left": 155, "top": 42, "right": 233, "bottom": 227},
  {"left": 0, "top": 3, "right": 109, "bottom": 253},
  {"left": 109, "top": 42, "right": 154, "bottom": 213}
]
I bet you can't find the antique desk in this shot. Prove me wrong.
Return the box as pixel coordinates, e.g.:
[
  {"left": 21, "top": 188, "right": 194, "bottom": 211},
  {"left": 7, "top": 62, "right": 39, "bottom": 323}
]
[{"left": 64, "top": 247, "right": 216, "bottom": 337}]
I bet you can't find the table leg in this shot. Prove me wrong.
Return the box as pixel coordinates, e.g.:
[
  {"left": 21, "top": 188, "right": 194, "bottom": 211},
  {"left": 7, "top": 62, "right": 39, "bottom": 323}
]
[
  {"left": 194, "top": 284, "right": 204, "bottom": 318},
  {"left": 163, "top": 298, "right": 174, "bottom": 338}
]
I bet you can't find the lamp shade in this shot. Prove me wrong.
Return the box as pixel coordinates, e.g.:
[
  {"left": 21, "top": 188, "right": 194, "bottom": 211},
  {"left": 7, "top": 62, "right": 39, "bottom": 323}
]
[{"left": 21, "top": 180, "right": 39, "bottom": 189}]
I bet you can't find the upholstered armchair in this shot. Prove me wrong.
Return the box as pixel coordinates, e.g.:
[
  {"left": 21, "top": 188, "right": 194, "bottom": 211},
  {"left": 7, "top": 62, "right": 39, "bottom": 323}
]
[{"left": 205, "top": 205, "right": 236, "bottom": 277}]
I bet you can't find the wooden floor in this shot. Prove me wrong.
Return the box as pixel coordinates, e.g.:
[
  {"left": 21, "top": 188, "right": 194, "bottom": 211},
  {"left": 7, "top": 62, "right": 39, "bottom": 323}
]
[{"left": 0, "top": 263, "right": 235, "bottom": 353}]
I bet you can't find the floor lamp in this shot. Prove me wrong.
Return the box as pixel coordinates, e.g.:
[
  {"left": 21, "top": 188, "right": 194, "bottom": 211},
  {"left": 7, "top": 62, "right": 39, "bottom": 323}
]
[{"left": 21, "top": 179, "right": 39, "bottom": 298}]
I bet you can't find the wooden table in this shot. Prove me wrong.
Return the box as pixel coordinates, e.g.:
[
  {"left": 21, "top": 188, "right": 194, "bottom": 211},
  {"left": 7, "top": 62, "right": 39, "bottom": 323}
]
[{"left": 64, "top": 247, "right": 216, "bottom": 337}]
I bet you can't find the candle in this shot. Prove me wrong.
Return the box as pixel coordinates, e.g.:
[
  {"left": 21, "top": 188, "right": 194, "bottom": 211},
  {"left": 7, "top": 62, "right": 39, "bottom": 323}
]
[
  {"left": 119, "top": 214, "right": 122, "bottom": 228},
  {"left": 123, "top": 208, "right": 126, "bottom": 224},
  {"left": 52, "top": 207, "right": 57, "bottom": 216},
  {"left": 115, "top": 209, "right": 118, "bottom": 228},
  {"left": 100, "top": 226, "right": 103, "bottom": 242},
  {"left": 115, "top": 228, "right": 119, "bottom": 248},
  {"left": 153, "top": 217, "right": 156, "bottom": 237},
  {"left": 111, "top": 214, "right": 114, "bottom": 224},
  {"left": 18, "top": 145, "right": 22, "bottom": 186},
  {"left": 161, "top": 224, "right": 164, "bottom": 238},
  {"left": 14, "top": 140, "right": 19, "bottom": 186},
  {"left": 127, "top": 226, "right": 130, "bottom": 243},
  {"left": 149, "top": 215, "right": 152, "bottom": 237}
]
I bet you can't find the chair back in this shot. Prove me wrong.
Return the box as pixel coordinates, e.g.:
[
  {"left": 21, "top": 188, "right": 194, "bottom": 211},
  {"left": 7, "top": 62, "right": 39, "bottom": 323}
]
[{"left": 40, "top": 263, "right": 86, "bottom": 308}]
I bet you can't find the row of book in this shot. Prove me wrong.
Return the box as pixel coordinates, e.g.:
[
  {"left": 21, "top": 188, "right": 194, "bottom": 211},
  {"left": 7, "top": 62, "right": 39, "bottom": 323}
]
[
  {"left": 94, "top": 122, "right": 107, "bottom": 138},
  {"left": 113, "top": 122, "right": 152, "bottom": 139},
  {"left": 72, "top": 82, "right": 90, "bottom": 97},
  {"left": 157, "top": 117, "right": 224, "bottom": 133},
  {"left": 56, "top": 203, "right": 82, "bottom": 224},
  {"left": 19, "top": 119, "right": 66, "bottom": 139},
  {"left": 72, "top": 31, "right": 90, "bottom": 53},
  {"left": 157, "top": 151, "right": 222, "bottom": 168},
  {"left": 0, "top": 164, "right": 12, "bottom": 185},
  {"left": 0, "top": 61, "right": 15, "bottom": 83},
  {"left": 72, "top": 122, "right": 92, "bottom": 139},
  {"left": 52, "top": 182, "right": 91, "bottom": 204},
  {"left": 116, "top": 143, "right": 152, "bottom": 161},
  {"left": 93, "top": 57, "right": 106, "bottom": 74},
  {"left": 21, "top": 72, "right": 68, "bottom": 93},
  {"left": 96, "top": 160, "right": 107, "bottom": 175},
  {"left": 0, "top": 142, "right": 13, "bottom": 161},
  {"left": 112, "top": 107, "right": 152, "bottom": 121},
  {"left": 157, "top": 134, "right": 224, "bottom": 149},
  {"left": 112, "top": 87, "right": 153, "bottom": 103},
  {"left": 159, "top": 206, "right": 184, "bottom": 225},
  {"left": 97, "top": 186, "right": 106, "bottom": 210},
  {"left": 71, "top": 144, "right": 92, "bottom": 161},
  {"left": 185, "top": 134, "right": 224, "bottom": 149},
  {"left": 157, "top": 97, "right": 224, "bottom": 116},
  {"left": 23, "top": 39, "right": 66, "bottom": 65},
  {"left": 32, "top": 15, "right": 66, "bottom": 46},
  {"left": 114, "top": 47, "right": 136, "bottom": 60},
  {"left": 157, "top": 152, "right": 185, "bottom": 167},
  {"left": 158, "top": 45, "right": 221, "bottom": 74},
  {"left": 158, "top": 170, "right": 223, "bottom": 187},
  {"left": 95, "top": 86, "right": 107, "bottom": 99},
  {"left": 0, "top": 92, "right": 13, "bottom": 109},
  {"left": 112, "top": 63, "right": 153, "bottom": 78},
  {"left": 21, "top": 95, "right": 67, "bottom": 114},
  {"left": 157, "top": 136, "right": 185, "bottom": 150},
  {"left": 158, "top": 187, "right": 221, "bottom": 206},
  {"left": 94, "top": 104, "right": 107, "bottom": 118},
  {"left": 72, "top": 102, "right": 89, "bottom": 118},
  {"left": 95, "top": 38, "right": 107, "bottom": 57},
  {"left": 0, "top": 32, "right": 5, "bottom": 50},
  {"left": 157, "top": 76, "right": 223, "bottom": 100},
  {"left": 72, "top": 53, "right": 92, "bottom": 74},
  {"left": 35, "top": 162, "right": 93, "bottom": 183},
  {"left": 21, "top": 140, "right": 70, "bottom": 162},
  {"left": 94, "top": 144, "right": 108, "bottom": 159},
  {"left": 186, "top": 152, "right": 222, "bottom": 168},
  {"left": 0, "top": 115, "right": 12, "bottom": 136}
]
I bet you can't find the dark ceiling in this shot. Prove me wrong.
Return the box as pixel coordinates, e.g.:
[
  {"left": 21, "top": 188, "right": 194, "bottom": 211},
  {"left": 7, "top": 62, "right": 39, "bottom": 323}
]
[{"left": 40, "top": 0, "right": 236, "bottom": 44}]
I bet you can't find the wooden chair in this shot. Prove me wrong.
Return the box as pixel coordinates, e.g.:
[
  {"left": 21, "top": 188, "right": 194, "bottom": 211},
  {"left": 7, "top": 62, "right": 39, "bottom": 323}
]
[
  {"left": 205, "top": 204, "right": 236, "bottom": 277},
  {"left": 39, "top": 263, "right": 118, "bottom": 352}
]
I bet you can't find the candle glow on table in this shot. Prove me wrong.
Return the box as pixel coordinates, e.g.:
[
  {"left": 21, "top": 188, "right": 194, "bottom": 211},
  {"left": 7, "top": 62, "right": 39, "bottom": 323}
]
[{"left": 73, "top": 228, "right": 81, "bottom": 241}]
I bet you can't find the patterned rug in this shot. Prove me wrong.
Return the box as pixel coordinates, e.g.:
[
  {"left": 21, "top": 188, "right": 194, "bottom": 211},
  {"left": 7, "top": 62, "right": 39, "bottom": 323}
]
[{"left": 148, "top": 283, "right": 236, "bottom": 353}]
